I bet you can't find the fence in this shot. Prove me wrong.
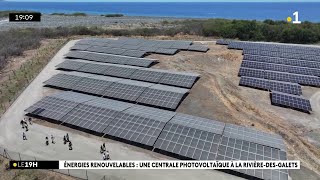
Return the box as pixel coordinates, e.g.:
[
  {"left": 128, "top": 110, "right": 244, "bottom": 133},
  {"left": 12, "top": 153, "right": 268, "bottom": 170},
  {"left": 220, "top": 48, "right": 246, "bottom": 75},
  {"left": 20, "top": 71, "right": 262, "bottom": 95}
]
[{"left": 0, "top": 146, "right": 113, "bottom": 180}]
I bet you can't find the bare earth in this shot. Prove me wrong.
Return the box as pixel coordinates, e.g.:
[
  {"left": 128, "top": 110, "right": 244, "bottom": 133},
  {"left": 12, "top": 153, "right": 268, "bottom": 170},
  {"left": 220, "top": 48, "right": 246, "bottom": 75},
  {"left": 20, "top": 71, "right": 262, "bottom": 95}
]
[{"left": 0, "top": 37, "right": 320, "bottom": 179}]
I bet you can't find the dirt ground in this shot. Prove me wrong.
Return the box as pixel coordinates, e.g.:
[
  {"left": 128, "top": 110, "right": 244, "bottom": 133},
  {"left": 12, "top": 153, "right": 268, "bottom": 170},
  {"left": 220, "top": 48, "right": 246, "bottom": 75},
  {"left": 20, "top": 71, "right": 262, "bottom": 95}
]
[{"left": 146, "top": 41, "right": 320, "bottom": 179}]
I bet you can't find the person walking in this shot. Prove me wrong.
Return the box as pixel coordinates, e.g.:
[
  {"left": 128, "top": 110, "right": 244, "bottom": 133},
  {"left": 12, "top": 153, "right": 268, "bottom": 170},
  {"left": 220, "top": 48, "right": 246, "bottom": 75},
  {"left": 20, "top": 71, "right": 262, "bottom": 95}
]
[
  {"left": 100, "top": 145, "right": 104, "bottom": 154},
  {"left": 45, "top": 137, "right": 49, "bottom": 146},
  {"left": 20, "top": 120, "right": 25, "bottom": 129},
  {"left": 102, "top": 152, "right": 106, "bottom": 160},
  {"left": 63, "top": 135, "right": 67, "bottom": 144},
  {"left": 51, "top": 135, "right": 55, "bottom": 144},
  {"left": 105, "top": 151, "right": 110, "bottom": 160},
  {"left": 23, "top": 132, "right": 27, "bottom": 140},
  {"left": 69, "top": 141, "right": 73, "bottom": 150},
  {"left": 28, "top": 117, "right": 32, "bottom": 125},
  {"left": 66, "top": 133, "right": 69, "bottom": 142}
]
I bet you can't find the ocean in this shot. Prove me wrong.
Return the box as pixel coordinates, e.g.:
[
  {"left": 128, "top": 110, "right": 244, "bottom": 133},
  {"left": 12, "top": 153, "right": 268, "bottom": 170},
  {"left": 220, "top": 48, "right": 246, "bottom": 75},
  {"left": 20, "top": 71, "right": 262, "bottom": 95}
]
[{"left": 0, "top": 2, "right": 320, "bottom": 22}]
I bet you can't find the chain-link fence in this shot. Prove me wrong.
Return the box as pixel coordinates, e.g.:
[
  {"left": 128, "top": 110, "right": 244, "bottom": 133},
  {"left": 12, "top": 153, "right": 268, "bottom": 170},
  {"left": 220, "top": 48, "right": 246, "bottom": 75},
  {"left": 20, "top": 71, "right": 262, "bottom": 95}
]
[{"left": 0, "top": 146, "right": 107, "bottom": 180}]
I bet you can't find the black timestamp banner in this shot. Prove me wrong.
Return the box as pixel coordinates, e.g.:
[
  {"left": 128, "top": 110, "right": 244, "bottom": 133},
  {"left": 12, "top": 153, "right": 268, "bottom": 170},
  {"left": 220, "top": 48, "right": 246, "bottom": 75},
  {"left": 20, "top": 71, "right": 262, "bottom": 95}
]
[{"left": 9, "top": 13, "right": 41, "bottom": 22}]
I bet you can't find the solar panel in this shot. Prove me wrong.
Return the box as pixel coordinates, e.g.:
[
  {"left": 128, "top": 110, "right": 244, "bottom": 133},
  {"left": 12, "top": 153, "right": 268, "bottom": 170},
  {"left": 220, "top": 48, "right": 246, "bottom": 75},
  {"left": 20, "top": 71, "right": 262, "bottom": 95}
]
[
  {"left": 121, "top": 50, "right": 146, "bottom": 58},
  {"left": 64, "top": 51, "right": 88, "bottom": 59},
  {"left": 125, "top": 57, "right": 156, "bottom": 67},
  {"left": 138, "top": 46, "right": 159, "bottom": 52},
  {"left": 130, "top": 68, "right": 168, "bottom": 83},
  {"left": 239, "top": 76, "right": 302, "bottom": 95},
  {"left": 159, "top": 72, "right": 200, "bottom": 88},
  {"left": 265, "top": 70, "right": 320, "bottom": 87},
  {"left": 25, "top": 96, "right": 79, "bottom": 121},
  {"left": 154, "top": 113, "right": 224, "bottom": 160},
  {"left": 136, "top": 84, "right": 189, "bottom": 110},
  {"left": 271, "top": 91, "right": 312, "bottom": 112},
  {"left": 77, "top": 63, "right": 110, "bottom": 74},
  {"left": 244, "top": 54, "right": 320, "bottom": 69},
  {"left": 154, "top": 48, "right": 178, "bottom": 55},
  {"left": 269, "top": 80, "right": 302, "bottom": 95},
  {"left": 103, "top": 64, "right": 141, "bottom": 78},
  {"left": 216, "top": 39, "right": 232, "bottom": 45},
  {"left": 25, "top": 91, "right": 96, "bottom": 121},
  {"left": 84, "top": 97, "right": 134, "bottom": 111},
  {"left": 122, "top": 44, "right": 141, "bottom": 50},
  {"left": 61, "top": 103, "right": 120, "bottom": 133},
  {"left": 238, "top": 67, "right": 266, "bottom": 79},
  {"left": 188, "top": 45, "right": 209, "bottom": 52},
  {"left": 216, "top": 136, "right": 288, "bottom": 180},
  {"left": 71, "top": 77, "right": 115, "bottom": 96},
  {"left": 103, "top": 105, "right": 175, "bottom": 147},
  {"left": 223, "top": 124, "right": 286, "bottom": 150},
  {"left": 103, "top": 80, "right": 153, "bottom": 102},
  {"left": 43, "top": 74, "right": 84, "bottom": 89},
  {"left": 241, "top": 60, "right": 266, "bottom": 70},
  {"left": 239, "top": 76, "right": 269, "bottom": 90},
  {"left": 55, "top": 60, "right": 88, "bottom": 70}
]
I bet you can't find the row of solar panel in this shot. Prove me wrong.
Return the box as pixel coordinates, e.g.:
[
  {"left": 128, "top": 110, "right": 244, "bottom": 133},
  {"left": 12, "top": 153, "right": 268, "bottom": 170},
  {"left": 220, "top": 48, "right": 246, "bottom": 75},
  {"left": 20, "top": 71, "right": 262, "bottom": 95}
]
[
  {"left": 243, "top": 49, "right": 320, "bottom": 62},
  {"left": 239, "top": 76, "right": 302, "bottom": 95},
  {"left": 270, "top": 91, "right": 312, "bottom": 112},
  {"left": 72, "top": 45, "right": 148, "bottom": 58},
  {"left": 72, "top": 43, "right": 208, "bottom": 57},
  {"left": 225, "top": 41, "right": 320, "bottom": 56},
  {"left": 56, "top": 60, "right": 200, "bottom": 88},
  {"left": 77, "top": 38, "right": 209, "bottom": 52},
  {"left": 244, "top": 54, "right": 320, "bottom": 69},
  {"left": 25, "top": 91, "right": 288, "bottom": 180},
  {"left": 44, "top": 72, "right": 189, "bottom": 110},
  {"left": 79, "top": 37, "right": 192, "bottom": 47},
  {"left": 238, "top": 67, "right": 320, "bottom": 87},
  {"left": 65, "top": 51, "right": 157, "bottom": 67},
  {"left": 241, "top": 60, "right": 320, "bottom": 77}
]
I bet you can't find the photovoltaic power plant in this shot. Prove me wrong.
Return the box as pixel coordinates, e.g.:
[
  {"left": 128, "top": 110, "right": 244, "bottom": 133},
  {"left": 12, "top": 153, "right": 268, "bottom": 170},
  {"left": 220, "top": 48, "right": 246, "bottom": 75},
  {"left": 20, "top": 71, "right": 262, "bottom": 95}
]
[
  {"left": 70, "top": 37, "right": 209, "bottom": 58},
  {"left": 25, "top": 91, "right": 288, "bottom": 180},
  {"left": 43, "top": 72, "right": 189, "bottom": 110},
  {"left": 56, "top": 60, "right": 200, "bottom": 89},
  {"left": 218, "top": 39, "right": 320, "bottom": 113}
]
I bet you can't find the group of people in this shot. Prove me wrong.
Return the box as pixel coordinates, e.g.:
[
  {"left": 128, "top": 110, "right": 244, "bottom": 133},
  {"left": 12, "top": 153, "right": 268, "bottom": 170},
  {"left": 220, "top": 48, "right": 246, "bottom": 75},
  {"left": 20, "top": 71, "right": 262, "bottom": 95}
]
[
  {"left": 21, "top": 117, "right": 32, "bottom": 140},
  {"left": 100, "top": 143, "right": 110, "bottom": 160},
  {"left": 63, "top": 133, "right": 73, "bottom": 150},
  {"left": 45, "top": 135, "right": 55, "bottom": 145}
]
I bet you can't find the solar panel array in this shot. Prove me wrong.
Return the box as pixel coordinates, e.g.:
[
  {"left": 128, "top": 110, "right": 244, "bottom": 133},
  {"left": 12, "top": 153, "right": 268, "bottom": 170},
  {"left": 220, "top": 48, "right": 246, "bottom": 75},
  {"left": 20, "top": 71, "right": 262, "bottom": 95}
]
[
  {"left": 26, "top": 91, "right": 288, "bottom": 180},
  {"left": 239, "top": 76, "right": 302, "bottom": 95},
  {"left": 71, "top": 37, "right": 209, "bottom": 57},
  {"left": 44, "top": 72, "right": 189, "bottom": 110},
  {"left": 271, "top": 91, "right": 312, "bottom": 112},
  {"left": 56, "top": 60, "right": 200, "bottom": 88},
  {"left": 65, "top": 51, "right": 157, "bottom": 67},
  {"left": 219, "top": 40, "right": 318, "bottom": 113}
]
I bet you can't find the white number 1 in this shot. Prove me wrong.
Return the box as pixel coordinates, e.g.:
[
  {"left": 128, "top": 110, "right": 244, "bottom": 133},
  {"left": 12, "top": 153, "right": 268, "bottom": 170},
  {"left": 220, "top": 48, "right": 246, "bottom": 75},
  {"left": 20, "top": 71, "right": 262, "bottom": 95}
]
[{"left": 293, "top": 11, "right": 301, "bottom": 24}]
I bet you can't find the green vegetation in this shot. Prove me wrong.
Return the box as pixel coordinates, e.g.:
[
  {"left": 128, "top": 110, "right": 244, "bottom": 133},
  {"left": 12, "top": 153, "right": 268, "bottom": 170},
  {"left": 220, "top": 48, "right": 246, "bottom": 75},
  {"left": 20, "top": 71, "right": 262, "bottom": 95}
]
[
  {"left": 0, "top": 39, "right": 67, "bottom": 114},
  {"left": 51, "top": 12, "right": 87, "bottom": 16},
  {"left": 176, "top": 19, "right": 320, "bottom": 44},
  {"left": 0, "top": 10, "right": 40, "bottom": 18},
  {"left": 101, "top": 14, "right": 124, "bottom": 17}
]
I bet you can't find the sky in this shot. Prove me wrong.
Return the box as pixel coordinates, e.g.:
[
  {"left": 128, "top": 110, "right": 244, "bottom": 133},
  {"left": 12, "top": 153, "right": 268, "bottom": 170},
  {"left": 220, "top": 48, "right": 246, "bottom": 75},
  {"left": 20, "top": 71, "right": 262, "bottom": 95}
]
[{"left": 3, "top": 0, "right": 320, "bottom": 2}]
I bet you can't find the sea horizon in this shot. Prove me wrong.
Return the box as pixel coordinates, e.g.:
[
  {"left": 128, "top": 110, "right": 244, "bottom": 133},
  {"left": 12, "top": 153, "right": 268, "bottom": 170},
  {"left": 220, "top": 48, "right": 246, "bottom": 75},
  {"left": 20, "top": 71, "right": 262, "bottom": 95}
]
[{"left": 1, "top": 1, "right": 320, "bottom": 22}]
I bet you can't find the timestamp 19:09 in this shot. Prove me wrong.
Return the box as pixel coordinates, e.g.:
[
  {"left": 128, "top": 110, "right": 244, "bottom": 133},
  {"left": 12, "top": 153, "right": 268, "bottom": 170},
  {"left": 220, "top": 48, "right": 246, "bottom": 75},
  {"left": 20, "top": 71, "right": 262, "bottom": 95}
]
[
  {"left": 9, "top": 13, "right": 41, "bottom": 22},
  {"left": 16, "top": 15, "right": 34, "bottom": 21}
]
